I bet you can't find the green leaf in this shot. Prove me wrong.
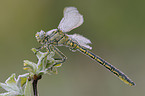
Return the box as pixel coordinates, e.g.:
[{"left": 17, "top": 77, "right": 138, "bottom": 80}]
[
  {"left": 23, "top": 60, "right": 37, "bottom": 72},
  {"left": 5, "top": 73, "right": 16, "bottom": 85},
  {"left": 45, "top": 52, "right": 55, "bottom": 69},
  {"left": 0, "top": 92, "right": 19, "bottom": 96},
  {"left": 32, "top": 48, "right": 48, "bottom": 61},
  {"left": 37, "top": 52, "right": 48, "bottom": 66},
  {"left": 16, "top": 73, "right": 29, "bottom": 89},
  {"left": 0, "top": 83, "right": 22, "bottom": 95},
  {"left": 5, "top": 74, "right": 20, "bottom": 92},
  {"left": 47, "top": 51, "right": 55, "bottom": 59},
  {"left": 0, "top": 83, "right": 14, "bottom": 92},
  {"left": 0, "top": 73, "right": 30, "bottom": 95},
  {"left": 24, "top": 79, "right": 32, "bottom": 96},
  {"left": 31, "top": 48, "right": 37, "bottom": 54}
]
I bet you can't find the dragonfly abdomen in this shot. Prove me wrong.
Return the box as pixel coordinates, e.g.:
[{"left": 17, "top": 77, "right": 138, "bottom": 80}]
[
  {"left": 77, "top": 46, "right": 135, "bottom": 86},
  {"left": 65, "top": 39, "right": 79, "bottom": 50}
]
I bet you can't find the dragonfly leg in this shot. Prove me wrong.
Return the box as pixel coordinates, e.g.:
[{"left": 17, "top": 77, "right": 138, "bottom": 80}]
[
  {"left": 35, "top": 43, "right": 46, "bottom": 54},
  {"left": 50, "top": 45, "right": 67, "bottom": 67}
]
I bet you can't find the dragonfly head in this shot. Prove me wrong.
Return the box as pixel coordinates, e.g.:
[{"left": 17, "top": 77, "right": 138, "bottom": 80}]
[{"left": 35, "top": 30, "right": 46, "bottom": 44}]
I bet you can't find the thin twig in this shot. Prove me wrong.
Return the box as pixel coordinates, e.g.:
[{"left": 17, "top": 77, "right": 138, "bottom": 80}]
[{"left": 32, "top": 75, "right": 42, "bottom": 96}]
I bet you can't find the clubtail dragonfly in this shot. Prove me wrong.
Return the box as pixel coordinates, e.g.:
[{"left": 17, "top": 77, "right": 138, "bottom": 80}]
[{"left": 35, "top": 7, "right": 135, "bottom": 86}]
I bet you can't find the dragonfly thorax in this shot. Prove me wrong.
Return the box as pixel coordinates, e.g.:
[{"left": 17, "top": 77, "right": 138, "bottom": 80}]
[{"left": 35, "top": 29, "right": 69, "bottom": 46}]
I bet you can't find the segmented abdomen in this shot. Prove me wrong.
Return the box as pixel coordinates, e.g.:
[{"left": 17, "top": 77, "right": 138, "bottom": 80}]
[{"left": 76, "top": 44, "right": 135, "bottom": 86}]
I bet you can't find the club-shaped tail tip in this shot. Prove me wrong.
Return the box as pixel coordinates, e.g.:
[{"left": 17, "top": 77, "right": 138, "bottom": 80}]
[{"left": 130, "top": 82, "right": 136, "bottom": 86}]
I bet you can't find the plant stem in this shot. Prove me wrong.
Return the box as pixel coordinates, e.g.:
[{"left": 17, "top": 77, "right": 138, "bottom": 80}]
[{"left": 32, "top": 75, "right": 42, "bottom": 96}]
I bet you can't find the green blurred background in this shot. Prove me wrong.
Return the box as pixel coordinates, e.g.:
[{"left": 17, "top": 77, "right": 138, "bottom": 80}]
[{"left": 0, "top": 0, "right": 144, "bottom": 96}]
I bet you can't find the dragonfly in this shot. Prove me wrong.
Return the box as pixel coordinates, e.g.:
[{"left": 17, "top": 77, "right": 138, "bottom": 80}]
[{"left": 35, "top": 7, "right": 135, "bottom": 86}]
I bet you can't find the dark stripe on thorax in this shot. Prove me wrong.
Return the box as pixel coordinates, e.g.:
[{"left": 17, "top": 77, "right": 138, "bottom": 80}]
[
  {"left": 48, "top": 30, "right": 58, "bottom": 38},
  {"left": 56, "top": 33, "right": 66, "bottom": 42}
]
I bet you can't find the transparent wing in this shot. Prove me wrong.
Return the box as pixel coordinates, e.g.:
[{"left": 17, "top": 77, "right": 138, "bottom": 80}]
[
  {"left": 68, "top": 34, "right": 92, "bottom": 49},
  {"left": 58, "top": 7, "right": 84, "bottom": 32}
]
